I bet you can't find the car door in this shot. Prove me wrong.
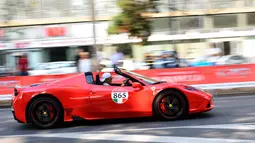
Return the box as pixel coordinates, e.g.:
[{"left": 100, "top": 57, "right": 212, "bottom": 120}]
[{"left": 89, "top": 84, "right": 153, "bottom": 119}]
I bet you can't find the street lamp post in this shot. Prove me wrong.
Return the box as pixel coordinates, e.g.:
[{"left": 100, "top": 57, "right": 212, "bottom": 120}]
[
  {"left": 168, "top": 0, "right": 178, "bottom": 51},
  {"left": 168, "top": 0, "right": 174, "bottom": 45},
  {"left": 90, "top": 0, "right": 99, "bottom": 71},
  {"left": 91, "top": 0, "right": 97, "bottom": 48}
]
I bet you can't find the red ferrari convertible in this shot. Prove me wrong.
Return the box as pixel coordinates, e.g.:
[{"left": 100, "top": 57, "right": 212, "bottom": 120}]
[{"left": 11, "top": 67, "right": 214, "bottom": 128}]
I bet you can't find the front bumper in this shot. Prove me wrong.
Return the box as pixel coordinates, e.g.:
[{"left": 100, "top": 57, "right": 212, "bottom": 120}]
[{"left": 190, "top": 96, "right": 215, "bottom": 114}]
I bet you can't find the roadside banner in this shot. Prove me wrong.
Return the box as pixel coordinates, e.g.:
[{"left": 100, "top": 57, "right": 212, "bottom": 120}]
[{"left": 1, "top": 64, "right": 255, "bottom": 95}]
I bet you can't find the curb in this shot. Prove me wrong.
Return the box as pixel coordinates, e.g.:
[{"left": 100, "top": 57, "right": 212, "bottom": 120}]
[
  {"left": 0, "top": 94, "right": 12, "bottom": 108},
  {"left": 0, "top": 100, "right": 11, "bottom": 108},
  {"left": 211, "top": 87, "right": 255, "bottom": 96}
]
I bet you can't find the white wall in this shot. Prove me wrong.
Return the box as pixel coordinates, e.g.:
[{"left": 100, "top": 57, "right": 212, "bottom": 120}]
[
  {"left": 27, "top": 50, "right": 43, "bottom": 68},
  {"left": 243, "top": 39, "right": 255, "bottom": 62}
]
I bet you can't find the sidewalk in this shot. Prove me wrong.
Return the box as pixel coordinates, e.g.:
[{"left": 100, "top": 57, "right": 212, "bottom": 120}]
[{"left": 0, "top": 94, "right": 12, "bottom": 107}]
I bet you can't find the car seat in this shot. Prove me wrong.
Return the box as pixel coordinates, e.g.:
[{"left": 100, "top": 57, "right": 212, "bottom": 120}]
[
  {"left": 95, "top": 74, "right": 103, "bottom": 85},
  {"left": 85, "top": 72, "right": 95, "bottom": 84}
]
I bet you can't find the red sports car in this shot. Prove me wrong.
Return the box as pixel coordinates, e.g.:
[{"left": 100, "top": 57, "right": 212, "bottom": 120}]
[{"left": 11, "top": 67, "right": 214, "bottom": 129}]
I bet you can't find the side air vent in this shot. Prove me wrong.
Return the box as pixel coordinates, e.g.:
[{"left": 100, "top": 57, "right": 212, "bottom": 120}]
[
  {"left": 206, "top": 102, "right": 211, "bottom": 108},
  {"left": 14, "top": 88, "right": 19, "bottom": 96},
  {"left": 30, "top": 84, "right": 40, "bottom": 87}
]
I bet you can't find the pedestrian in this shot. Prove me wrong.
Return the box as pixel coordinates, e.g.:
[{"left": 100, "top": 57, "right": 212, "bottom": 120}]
[
  {"left": 75, "top": 48, "right": 83, "bottom": 72},
  {"left": 78, "top": 52, "right": 91, "bottom": 73},
  {"left": 111, "top": 47, "right": 124, "bottom": 67},
  {"left": 18, "top": 53, "right": 29, "bottom": 76}
]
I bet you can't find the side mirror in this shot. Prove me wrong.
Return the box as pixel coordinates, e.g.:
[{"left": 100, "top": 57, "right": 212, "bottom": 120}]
[{"left": 132, "top": 82, "right": 143, "bottom": 91}]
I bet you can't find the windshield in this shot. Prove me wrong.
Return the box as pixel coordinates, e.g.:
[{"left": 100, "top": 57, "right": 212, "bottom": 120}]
[{"left": 125, "top": 70, "right": 161, "bottom": 84}]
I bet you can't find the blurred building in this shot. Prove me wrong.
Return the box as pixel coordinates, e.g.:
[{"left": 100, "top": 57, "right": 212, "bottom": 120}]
[{"left": 0, "top": 0, "right": 255, "bottom": 69}]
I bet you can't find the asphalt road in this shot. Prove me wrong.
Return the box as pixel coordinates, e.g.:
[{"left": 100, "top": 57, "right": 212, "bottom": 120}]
[{"left": 1, "top": 95, "right": 255, "bottom": 143}]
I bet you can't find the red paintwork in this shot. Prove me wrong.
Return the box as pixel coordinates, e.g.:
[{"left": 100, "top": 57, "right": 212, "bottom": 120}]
[{"left": 12, "top": 70, "right": 214, "bottom": 124}]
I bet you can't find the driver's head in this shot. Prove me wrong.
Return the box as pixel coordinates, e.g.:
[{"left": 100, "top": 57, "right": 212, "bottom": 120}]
[{"left": 101, "top": 73, "right": 112, "bottom": 84}]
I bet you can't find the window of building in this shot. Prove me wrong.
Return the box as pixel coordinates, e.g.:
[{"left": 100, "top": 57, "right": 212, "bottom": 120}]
[
  {"left": 247, "top": 12, "right": 255, "bottom": 25},
  {"left": 179, "top": 16, "right": 203, "bottom": 30},
  {"left": 223, "top": 41, "right": 230, "bottom": 55},
  {"left": 151, "top": 18, "right": 171, "bottom": 33},
  {"left": 44, "top": 47, "right": 69, "bottom": 62},
  {"left": 0, "top": 52, "right": 5, "bottom": 66},
  {"left": 245, "top": 0, "right": 255, "bottom": 7},
  {"left": 208, "top": 0, "right": 233, "bottom": 9},
  {"left": 212, "top": 14, "right": 238, "bottom": 28},
  {"left": 94, "top": 0, "right": 120, "bottom": 17}
]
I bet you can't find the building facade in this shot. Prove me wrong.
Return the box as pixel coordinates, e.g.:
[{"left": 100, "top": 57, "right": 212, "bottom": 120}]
[{"left": 1, "top": 0, "right": 255, "bottom": 70}]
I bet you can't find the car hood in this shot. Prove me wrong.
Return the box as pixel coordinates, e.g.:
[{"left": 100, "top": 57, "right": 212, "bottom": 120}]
[
  {"left": 151, "top": 82, "right": 212, "bottom": 99},
  {"left": 150, "top": 82, "right": 206, "bottom": 93},
  {"left": 150, "top": 82, "right": 185, "bottom": 90}
]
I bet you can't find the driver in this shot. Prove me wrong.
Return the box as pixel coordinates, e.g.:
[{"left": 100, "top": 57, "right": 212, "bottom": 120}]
[
  {"left": 101, "top": 72, "right": 131, "bottom": 86},
  {"left": 101, "top": 73, "right": 112, "bottom": 86}
]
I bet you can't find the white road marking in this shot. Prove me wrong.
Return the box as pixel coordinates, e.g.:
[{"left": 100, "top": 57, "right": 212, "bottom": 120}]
[
  {"left": 2, "top": 122, "right": 254, "bottom": 136},
  {"left": 0, "top": 119, "right": 15, "bottom": 124},
  {"left": 0, "top": 123, "right": 255, "bottom": 142},
  {"left": 0, "top": 116, "right": 13, "bottom": 119},
  {"left": 177, "top": 124, "right": 255, "bottom": 131},
  {"left": 0, "top": 108, "right": 11, "bottom": 111},
  {"left": 0, "top": 133, "right": 254, "bottom": 143},
  {"left": 81, "top": 122, "right": 255, "bottom": 133}
]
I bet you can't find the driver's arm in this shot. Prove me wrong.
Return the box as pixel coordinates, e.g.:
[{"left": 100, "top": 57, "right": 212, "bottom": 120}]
[
  {"left": 121, "top": 78, "right": 132, "bottom": 86},
  {"left": 121, "top": 79, "right": 126, "bottom": 86}
]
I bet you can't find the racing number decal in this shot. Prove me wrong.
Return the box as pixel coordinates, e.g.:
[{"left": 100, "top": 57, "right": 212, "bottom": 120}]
[{"left": 111, "top": 88, "right": 129, "bottom": 104}]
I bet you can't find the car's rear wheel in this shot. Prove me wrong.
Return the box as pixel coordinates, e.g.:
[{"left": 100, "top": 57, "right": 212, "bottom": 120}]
[
  {"left": 28, "top": 97, "right": 63, "bottom": 129},
  {"left": 153, "top": 90, "right": 188, "bottom": 120}
]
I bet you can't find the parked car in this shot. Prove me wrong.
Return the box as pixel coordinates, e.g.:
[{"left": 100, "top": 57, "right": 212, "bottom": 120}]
[
  {"left": 188, "top": 56, "right": 216, "bottom": 67},
  {"left": 216, "top": 55, "right": 248, "bottom": 65},
  {"left": 151, "top": 58, "right": 189, "bottom": 69}
]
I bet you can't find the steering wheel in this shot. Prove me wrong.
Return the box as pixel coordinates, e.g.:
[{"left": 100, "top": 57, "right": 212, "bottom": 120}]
[{"left": 123, "top": 78, "right": 131, "bottom": 86}]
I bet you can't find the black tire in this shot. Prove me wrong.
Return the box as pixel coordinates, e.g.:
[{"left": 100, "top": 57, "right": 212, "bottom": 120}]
[
  {"left": 153, "top": 90, "right": 188, "bottom": 120},
  {"left": 28, "top": 97, "right": 63, "bottom": 129}
]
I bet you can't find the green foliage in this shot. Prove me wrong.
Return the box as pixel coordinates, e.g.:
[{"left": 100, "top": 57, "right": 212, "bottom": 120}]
[{"left": 107, "top": 0, "right": 158, "bottom": 45}]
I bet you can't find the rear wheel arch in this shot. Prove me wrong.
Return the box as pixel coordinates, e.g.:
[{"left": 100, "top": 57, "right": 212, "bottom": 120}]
[
  {"left": 25, "top": 94, "right": 64, "bottom": 123},
  {"left": 152, "top": 88, "right": 189, "bottom": 116}
]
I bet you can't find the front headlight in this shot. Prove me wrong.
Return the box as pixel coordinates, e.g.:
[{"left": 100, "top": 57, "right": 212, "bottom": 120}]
[
  {"left": 184, "top": 85, "right": 208, "bottom": 93},
  {"left": 184, "top": 85, "right": 198, "bottom": 91}
]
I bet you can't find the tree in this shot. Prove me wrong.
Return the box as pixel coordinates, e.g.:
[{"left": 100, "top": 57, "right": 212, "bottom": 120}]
[{"left": 107, "top": 0, "right": 159, "bottom": 45}]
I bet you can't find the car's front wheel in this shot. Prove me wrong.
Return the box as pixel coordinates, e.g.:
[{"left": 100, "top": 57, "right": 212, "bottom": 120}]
[
  {"left": 153, "top": 90, "right": 188, "bottom": 120},
  {"left": 28, "top": 97, "right": 63, "bottom": 129}
]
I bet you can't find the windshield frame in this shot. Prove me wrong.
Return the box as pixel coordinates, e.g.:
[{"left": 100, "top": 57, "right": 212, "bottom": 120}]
[{"left": 124, "top": 70, "right": 160, "bottom": 85}]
